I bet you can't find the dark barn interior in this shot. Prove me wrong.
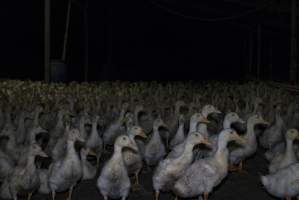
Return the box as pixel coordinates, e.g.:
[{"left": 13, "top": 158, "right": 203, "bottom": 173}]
[{"left": 0, "top": 0, "right": 298, "bottom": 200}]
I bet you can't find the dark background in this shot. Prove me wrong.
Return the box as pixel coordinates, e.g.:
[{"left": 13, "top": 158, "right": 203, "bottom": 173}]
[{"left": 0, "top": 0, "right": 297, "bottom": 82}]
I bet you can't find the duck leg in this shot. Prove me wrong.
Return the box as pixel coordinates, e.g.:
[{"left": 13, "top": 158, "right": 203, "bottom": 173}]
[
  {"left": 174, "top": 196, "right": 178, "bottom": 200},
  {"left": 67, "top": 185, "right": 74, "bottom": 200},
  {"left": 132, "top": 172, "right": 142, "bottom": 191},
  {"left": 203, "top": 193, "right": 209, "bottom": 200},
  {"left": 51, "top": 191, "right": 56, "bottom": 200},
  {"left": 155, "top": 191, "right": 160, "bottom": 200},
  {"left": 27, "top": 192, "right": 33, "bottom": 200},
  {"left": 286, "top": 196, "right": 291, "bottom": 200}
]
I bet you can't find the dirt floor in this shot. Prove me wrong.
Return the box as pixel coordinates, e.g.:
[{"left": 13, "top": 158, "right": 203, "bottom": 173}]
[{"left": 0, "top": 147, "right": 279, "bottom": 200}]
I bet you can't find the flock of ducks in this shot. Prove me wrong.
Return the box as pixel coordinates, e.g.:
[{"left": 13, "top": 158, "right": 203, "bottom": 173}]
[{"left": 0, "top": 80, "right": 298, "bottom": 200}]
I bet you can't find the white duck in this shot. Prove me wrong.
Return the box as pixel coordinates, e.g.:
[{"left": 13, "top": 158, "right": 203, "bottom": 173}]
[
  {"left": 229, "top": 114, "right": 269, "bottom": 172},
  {"left": 261, "top": 163, "right": 299, "bottom": 200},
  {"left": 80, "top": 148, "right": 97, "bottom": 180},
  {"left": 122, "top": 126, "right": 147, "bottom": 189},
  {"left": 0, "top": 143, "right": 47, "bottom": 200},
  {"left": 167, "top": 113, "right": 209, "bottom": 159},
  {"left": 268, "top": 129, "right": 299, "bottom": 173},
  {"left": 97, "top": 135, "right": 138, "bottom": 200},
  {"left": 86, "top": 115, "right": 103, "bottom": 167},
  {"left": 172, "top": 129, "right": 246, "bottom": 200},
  {"left": 152, "top": 132, "right": 210, "bottom": 200},
  {"left": 48, "top": 128, "right": 85, "bottom": 200},
  {"left": 144, "top": 117, "right": 168, "bottom": 166},
  {"left": 259, "top": 104, "right": 285, "bottom": 149}
]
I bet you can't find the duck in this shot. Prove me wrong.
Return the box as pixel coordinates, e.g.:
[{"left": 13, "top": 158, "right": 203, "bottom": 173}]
[
  {"left": 259, "top": 104, "right": 285, "bottom": 149},
  {"left": 167, "top": 113, "right": 209, "bottom": 159},
  {"left": 261, "top": 162, "right": 299, "bottom": 200},
  {"left": 229, "top": 114, "right": 269, "bottom": 172},
  {"left": 144, "top": 117, "right": 168, "bottom": 167},
  {"left": 196, "top": 112, "right": 244, "bottom": 159},
  {"left": 268, "top": 129, "right": 299, "bottom": 173},
  {"left": 48, "top": 128, "right": 85, "bottom": 200},
  {"left": 86, "top": 115, "right": 103, "bottom": 167},
  {"left": 152, "top": 131, "right": 210, "bottom": 200},
  {"left": 97, "top": 135, "right": 138, "bottom": 200},
  {"left": 122, "top": 125, "right": 147, "bottom": 189},
  {"left": 80, "top": 148, "right": 97, "bottom": 180},
  {"left": 169, "top": 114, "right": 185, "bottom": 149},
  {"left": 172, "top": 129, "right": 246, "bottom": 200},
  {"left": 102, "top": 103, "right": 128, "bottom": 148},
  {"left": 0, "top": 143, "right": 48, "bottom": 200}
]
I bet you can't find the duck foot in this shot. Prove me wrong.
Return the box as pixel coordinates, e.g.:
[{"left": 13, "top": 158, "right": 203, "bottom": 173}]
[
  {"left": 203, "top": 193, "right": 208, "bottom": 200},
  {"left": 229, "top": 162, "right": 247, "bottom": 174},
  {"left": 132, "top": 183, "right": 143, "bottom": 192}
]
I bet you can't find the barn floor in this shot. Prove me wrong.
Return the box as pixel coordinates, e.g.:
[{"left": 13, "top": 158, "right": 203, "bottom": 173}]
[{"left": 0, "top": 148, "right": 278, "bottom": 200}]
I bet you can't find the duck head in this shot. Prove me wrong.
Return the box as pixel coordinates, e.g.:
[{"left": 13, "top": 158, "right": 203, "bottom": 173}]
[
  {"left": 187, "top": 131, "right": 211, "bottom": 146},
  {"left": 127, "top": 126, "right": 147, "bottom": 139},
  {"left": 219, "top": 128, "right": 246, "bottom": 146},
  {"left": 190, "top": 113, "right": 210, "bottom": 124},
  {"left": 286, "top": 129, "right": 299, "bottom": 141},
  {"left": 30, "top": 143, "right": 48, "bottom": 158},
  {"left": 68, "top": 128, "right": 85, "bottom": 143},
  {"left": 201, "top": 104, "right": 221, "bottom": 118},
  {"left": 115, "top": 135, "right": 139, "bottom": 152},
  {"left": 247, "top": 114, "right": 269, "bottom": 126}
]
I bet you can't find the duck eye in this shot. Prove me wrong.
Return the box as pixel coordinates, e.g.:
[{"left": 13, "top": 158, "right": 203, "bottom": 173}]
[{"left": 122, "top": 137, "right": 127, "bottom": 141}]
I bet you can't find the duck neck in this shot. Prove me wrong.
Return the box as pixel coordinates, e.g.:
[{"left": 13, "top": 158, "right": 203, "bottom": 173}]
[
  {"left": 66, "top": 140, "right": 78, "bottom": 159},
  {"left": 26, "top": 155, "right": 37, "bottom": 173},
  {"left": 284, "top": 139, "right": 296, "bottom": 160},
  {"left": 177, "top": 143, "right": 195, "bottom": 164},
  {"left": 245, "top": 122, "right": 256, "bottom": 141},
  {"left": 197, "top": 123, "right": 208, "bottom": 138},
  {"left": 91, "top": 121, "right": 98, "bottom": 138},
  {"left": 111, "top": 145, "right": 124, "bottom": 164},
  {"left": 189, "top": 120, "right": 198, "bottom": 133},
  {"left": 223, "top": 119, "right": 232, "bottom": 129},
  {"left": 215, "top": 138, "right": 229, "bottom": 169}
]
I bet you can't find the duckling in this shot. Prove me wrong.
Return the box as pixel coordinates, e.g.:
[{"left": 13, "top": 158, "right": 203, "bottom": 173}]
[
  {"left": 86, "top": 115, "right": 103, "bottom": 167},
  {"left": 122, "top": 126, "right": 147, "bottom": 190},
  {"left": 152, "top": 132, "right": 210, "bottom": 200},
  {"left": 167, "top": 113, "right": 209, "bottom": 159},
  {"left": 261, "top": 163, "right": 299, "bottom": 200},
  {"left": 144, "top": 117, "right": 167, "bottom": 166},
  {"left": 229, "top": 114, "right": 268, "bottom": 172},
  {"left": 0, "top": 143, "right": 48, "bottom": 200},
  {"left": 97, "top": 135, "right": 138, "bottom": 200},
  {"left": 48, "top": 128, "right": 85, "bottom": 200},
  {"left": 80, "top": 148, "right": 97, "bottom": 180},
  {"left": 169, "top": 115, "right": 185, "bottom": 149},
  {"left": 172, "top": 129, "right": 246, "bottom": 200},
  {"left": 268, "top": 129, "right": 299, "bottom": 173}
]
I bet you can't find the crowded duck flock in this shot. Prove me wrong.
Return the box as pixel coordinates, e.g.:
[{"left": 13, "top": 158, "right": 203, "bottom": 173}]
[{"left": 0, "top": 80, "right": 298, "bottom": 200}]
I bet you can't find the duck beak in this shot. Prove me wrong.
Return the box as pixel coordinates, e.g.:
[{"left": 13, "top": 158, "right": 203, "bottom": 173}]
[
  {"left": 214, "top": 109, "right": 222, "bottom": 114},
  {"left": 234, "top": 134, "right": 247, "bottom": 146},
  {"left": 200, "top": 117, "right": 210, "bottom": 124},
  {"left": 201, "top": 138, "right": 211, "bottom": 146},
  {"left": 137, "top": 130, "right": 147, "bottom": 139},
  {"left": 87, "top": 149, "right": 97, "bottom": 156},
  {"left": 77, "top": 137, "right": 86, "bottom": 143},
  {"left": 238, "top": 118, "right": 245, "bottom": 124},
  {"left": 261, "top": 120, "right": 270, "bottom": 126},
  {"left": 129, "top": 140, "right": 139, "bottom": 152},
  {"left": 38, "top": 151, "right": 48, "bottom": 158}
]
